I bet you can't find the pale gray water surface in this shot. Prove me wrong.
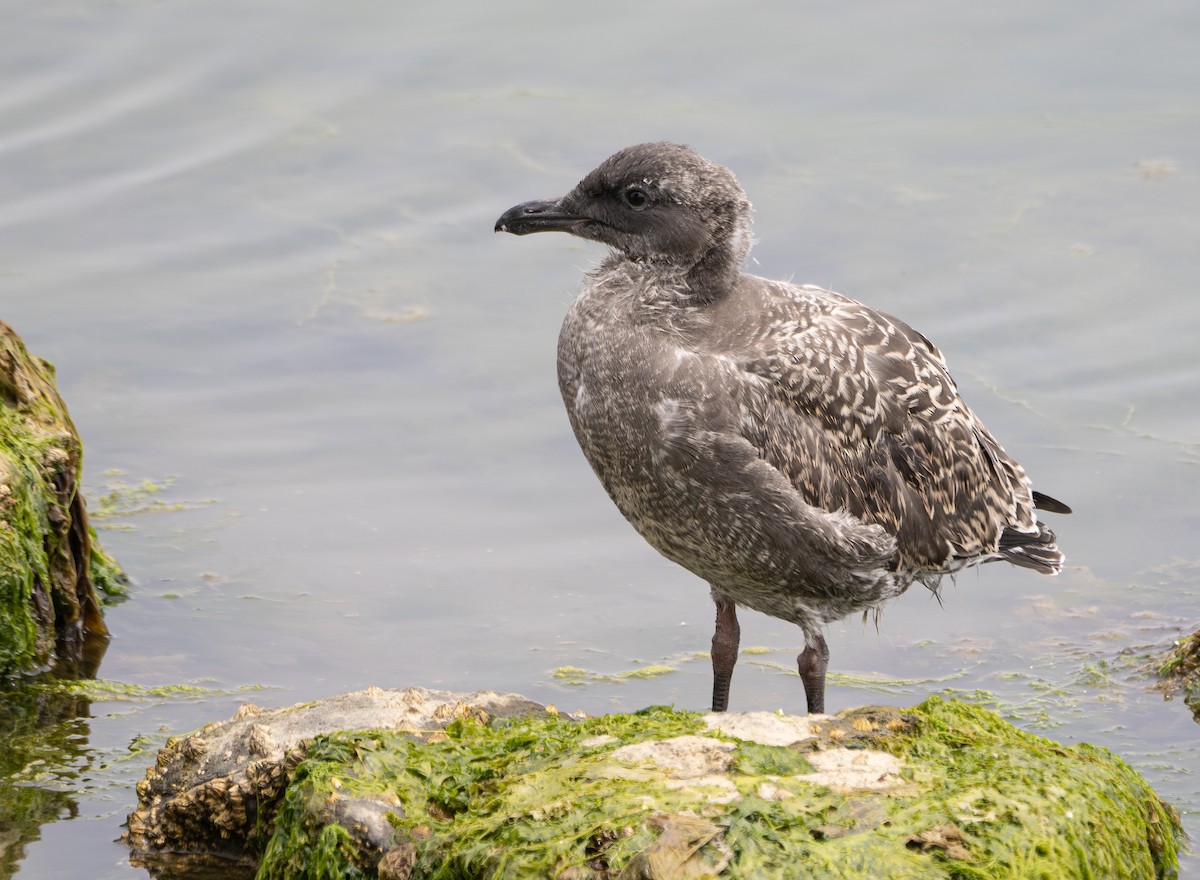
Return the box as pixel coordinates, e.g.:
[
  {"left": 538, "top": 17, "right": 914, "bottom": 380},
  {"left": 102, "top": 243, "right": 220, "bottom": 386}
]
[{"left": 2, "top": 1, "right": 1198, "bottom": 876}]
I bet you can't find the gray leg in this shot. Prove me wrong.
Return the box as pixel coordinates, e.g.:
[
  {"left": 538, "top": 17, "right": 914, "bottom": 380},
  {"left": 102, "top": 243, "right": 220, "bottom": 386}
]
[
  {"left": 709, "top": 591, "right": 740, "bottom": 713},
  {"left": 797, "top": 630, "right": 829, "bottom": 714}
]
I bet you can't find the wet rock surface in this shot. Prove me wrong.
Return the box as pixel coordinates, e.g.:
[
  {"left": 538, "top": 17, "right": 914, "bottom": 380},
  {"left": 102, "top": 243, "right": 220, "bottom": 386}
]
[
  {"left": 126, "top": 688, "right": 1182, "bottom": 879},
  {"left": 125, "top": 686, "right": 544, "bottom": 869}
]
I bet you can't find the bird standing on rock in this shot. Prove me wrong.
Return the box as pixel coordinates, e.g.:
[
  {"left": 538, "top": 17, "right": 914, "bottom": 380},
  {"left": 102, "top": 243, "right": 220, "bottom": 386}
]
[{"left": 495, "top": 142, "right": 1070, "bottom": 714}]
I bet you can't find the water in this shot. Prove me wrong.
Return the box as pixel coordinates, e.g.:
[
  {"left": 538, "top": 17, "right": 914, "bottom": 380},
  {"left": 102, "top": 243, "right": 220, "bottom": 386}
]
[{"left": 1, "top": 1, "right": 1197, "bottom": 876}]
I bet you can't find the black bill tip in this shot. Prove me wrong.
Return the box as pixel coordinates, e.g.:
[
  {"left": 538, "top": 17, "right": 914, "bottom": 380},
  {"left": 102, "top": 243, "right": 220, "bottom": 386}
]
[{"left": 495, "top": 198, "right": 589, "bottom": 235}]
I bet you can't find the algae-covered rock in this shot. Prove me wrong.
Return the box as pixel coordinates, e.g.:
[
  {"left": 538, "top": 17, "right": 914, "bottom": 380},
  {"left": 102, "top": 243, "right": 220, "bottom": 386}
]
[
  {"left": 126, "top": 688, "right": 1182, "bottom": 880},
  {"left": 0, "top": 319, "right": 125, "bottom": 677},
  {"left": 1157, "top": 628, "right": 1200, "bottom": 722},
  {"left": 125, "top": 686, "right": 546, "bottom": 874}
]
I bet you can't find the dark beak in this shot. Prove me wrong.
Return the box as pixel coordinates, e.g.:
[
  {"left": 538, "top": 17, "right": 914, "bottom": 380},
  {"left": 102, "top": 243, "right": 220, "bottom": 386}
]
[{"left": 494, "top": 198, "right": 590, "bottom": 235}]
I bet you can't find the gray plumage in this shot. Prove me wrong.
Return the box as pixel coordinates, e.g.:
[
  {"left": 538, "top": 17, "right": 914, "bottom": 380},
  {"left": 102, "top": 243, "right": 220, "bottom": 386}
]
[{"left": 495, "top": 142, "right": 1070, "bottom": 714}]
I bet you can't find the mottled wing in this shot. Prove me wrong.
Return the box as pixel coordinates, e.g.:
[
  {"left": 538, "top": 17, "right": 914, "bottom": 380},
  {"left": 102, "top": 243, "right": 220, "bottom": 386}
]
[{"left": 728, "top": 281, "right": 1048, "bottom": 574}]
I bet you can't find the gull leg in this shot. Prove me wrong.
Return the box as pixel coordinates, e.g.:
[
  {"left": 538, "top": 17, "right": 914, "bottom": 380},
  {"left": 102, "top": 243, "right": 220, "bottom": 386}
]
[
  {"left": 709, "top": 590, "right": 740, "bottom": 712},
  {"left": 797, "top": 629, "right": 829, "bottom": 714}
]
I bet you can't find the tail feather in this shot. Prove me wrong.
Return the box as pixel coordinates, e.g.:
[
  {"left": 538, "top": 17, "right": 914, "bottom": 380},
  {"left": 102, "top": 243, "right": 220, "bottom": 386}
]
[
  {"left": 998, "top": 522, "right": 1063, "bottom": 575},
  {"left": 1032, "top": 490, "right": 1072, "bottom": 515}
]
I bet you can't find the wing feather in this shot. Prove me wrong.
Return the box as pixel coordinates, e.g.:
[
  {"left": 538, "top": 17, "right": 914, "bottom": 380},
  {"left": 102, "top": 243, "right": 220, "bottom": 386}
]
[{"left": 720, "top": 280, "right": 1055, "bottom": 574}]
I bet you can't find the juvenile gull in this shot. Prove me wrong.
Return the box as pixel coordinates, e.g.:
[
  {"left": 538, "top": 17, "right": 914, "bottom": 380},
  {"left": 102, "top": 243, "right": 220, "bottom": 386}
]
[{"left": 495, "top": 142, "right": 1070, "bottom": 714}]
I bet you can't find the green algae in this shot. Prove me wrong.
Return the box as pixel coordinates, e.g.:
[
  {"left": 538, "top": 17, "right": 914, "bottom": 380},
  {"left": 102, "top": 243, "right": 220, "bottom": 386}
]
[
  {"left": 0, "top": 405, "right": 55, "bottom": 673},
  {"left": 552, "top": 657, "right": 695, "bottom": 685},
  {"left": 25, "top": 677, "right": 266, "bottom": 702},
  {"left": 552, "top": 665, "right": 604, "bottom": 685},
  {"left": 259, "top": 708, "right": 708, "bottom": 880},
  {"left": 1158, "top": 631, "right": 1200, "bottom": 681},
  {"left": 256, "top": 699, "right": 1182, "bottom": 880},
  {"left": 882, "top": 697, "right": 1181, "bottom": 880},
  {"left": 0, "top": 459, "right": 43, "bottom": 673},
  {"left": 88, "top": 469, "right": 217, "bottom": 527},
  {"left": 89, "top": 471, "right": 180, "bottom": 520},
  {"left": 728, "top": 740, "right": 813, "bottom": 777},
  {"left": 90, "top": 539, "right": 129, "bottom": 604},
  {"left": 743, "top": 656, "right": 971, "bottom": 687}
]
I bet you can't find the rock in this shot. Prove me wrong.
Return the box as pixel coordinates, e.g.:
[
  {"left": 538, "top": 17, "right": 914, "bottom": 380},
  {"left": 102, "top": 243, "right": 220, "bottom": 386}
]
[
  {"left": 607, "top": 735, "right": 740, "bottom": 804},
  {"left": 126, "top": 688, "right": 1182, "bottom": 880},
  {"left": 796, "top": 747, "right": 903, "bottom": 792},
  {"left": 0, "top": 319, "right": 125, "bottom": 676},
  {"left": 1156, "top": 627, "right": 1200, "bottom": 721},
  {"left": 701, "top": 710, "right": 819, "bottom": 746},
  {"left": 125, "top": 685, "right": 545, "bottom": 871}
]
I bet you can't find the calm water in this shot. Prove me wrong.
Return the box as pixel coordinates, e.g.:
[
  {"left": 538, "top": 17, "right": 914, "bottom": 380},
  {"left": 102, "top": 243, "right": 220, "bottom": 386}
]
[{"left": 2, "top": 1, "right": 1198, "bottom": 876}]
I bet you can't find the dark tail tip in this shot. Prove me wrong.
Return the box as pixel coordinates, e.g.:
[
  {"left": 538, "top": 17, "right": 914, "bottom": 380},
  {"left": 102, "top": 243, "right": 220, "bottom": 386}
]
[{"left": 1033, "top": 490, "right": 1072, "bottom": 515}]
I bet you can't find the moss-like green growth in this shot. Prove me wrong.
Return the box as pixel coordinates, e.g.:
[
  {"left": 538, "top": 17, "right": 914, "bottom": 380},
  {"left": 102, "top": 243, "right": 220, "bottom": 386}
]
[
  {"left": 90, "top": 538, "right": 128, "bottom": 603},
  {"left": 1157, "top": 629, "right": 1200, "bottom": 721},
  {"left": 0, "top": 445, "right": 44, "bottom": 673},
  {"left": 256, "top": 699, "right": 1181, "bottom": 880},
  {"left": 259, "top": 708, "right": 706, "bottom": 880},
  {"left": 0, "top": 319, "right": 126, "bottom": 676},
  {"left": 882, "top": 696, "right": 1181, "bottom": 880}
]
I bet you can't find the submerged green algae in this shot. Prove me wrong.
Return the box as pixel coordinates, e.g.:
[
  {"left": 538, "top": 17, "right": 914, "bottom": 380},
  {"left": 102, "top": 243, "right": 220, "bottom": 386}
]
[
  {"left": 25, "top": 676, "right": 266, "bottom": 702},
  {"left": 256, "top": 698, "right": 1181, "bottom": 880},
  {"left": 88, "top": 469, "right": 218, "bottom": 528},
  {"left": 552, "top": 662, "right": 684, "bottom": 685}
]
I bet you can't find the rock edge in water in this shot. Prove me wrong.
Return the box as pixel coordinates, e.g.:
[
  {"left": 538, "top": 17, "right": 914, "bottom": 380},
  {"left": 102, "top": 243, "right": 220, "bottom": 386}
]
[
  {"left": 0, "top": 319, "right": 125, "bottom": 677},
  {"left": 1157, "top": 627, "right": 1200, "bottom": 722},
  {"left": 126, "top": 686, "right": 1182, "bottom": 880}
]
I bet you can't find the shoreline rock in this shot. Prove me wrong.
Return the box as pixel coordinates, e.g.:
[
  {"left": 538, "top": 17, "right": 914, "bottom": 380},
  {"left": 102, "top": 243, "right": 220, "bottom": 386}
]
[
  {"left": 1157, "top": 627, "right": 1200, "bottom": 722},
  {"left": 125, "top": 687, "right": 1182, "bottom": 880},
  {"left": 0, "top": 319, "right": 125, "bottom": 677}
]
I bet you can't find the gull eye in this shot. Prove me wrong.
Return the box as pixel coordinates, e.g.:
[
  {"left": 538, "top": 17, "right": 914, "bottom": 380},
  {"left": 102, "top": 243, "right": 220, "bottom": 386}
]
[{"left": 624, "top": 187, "right": 649, "bottom": 209}]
